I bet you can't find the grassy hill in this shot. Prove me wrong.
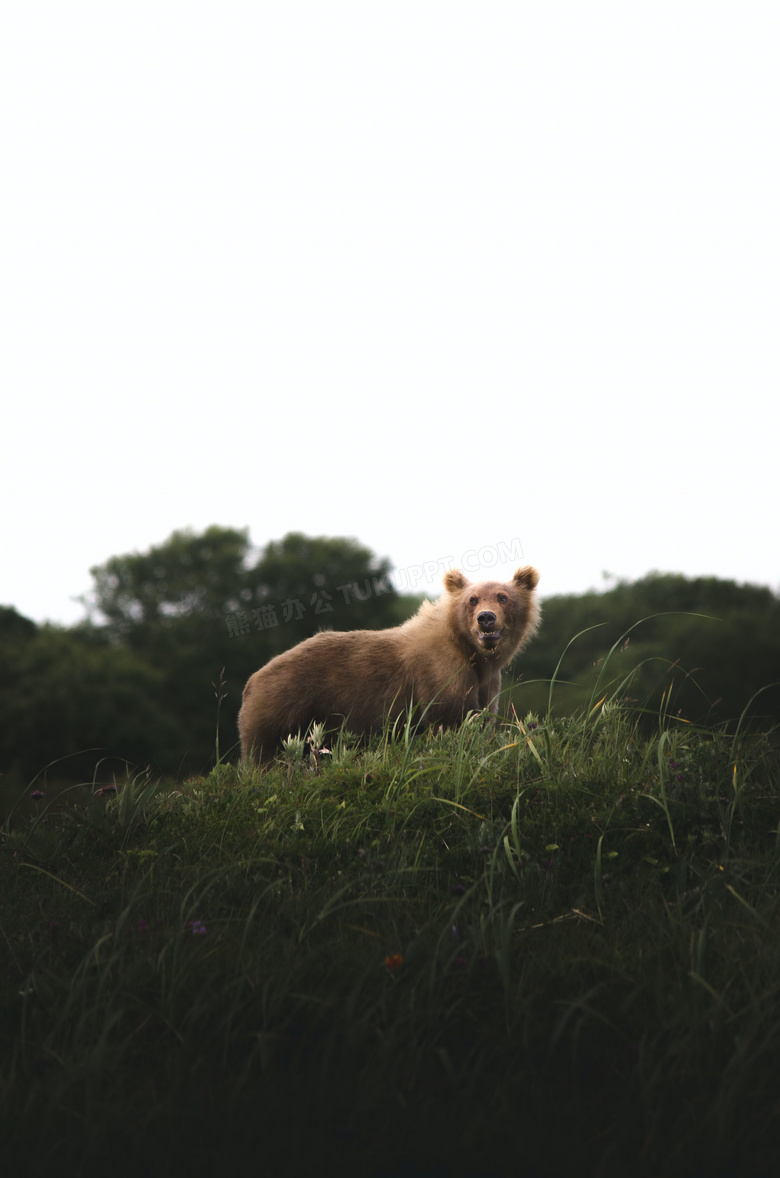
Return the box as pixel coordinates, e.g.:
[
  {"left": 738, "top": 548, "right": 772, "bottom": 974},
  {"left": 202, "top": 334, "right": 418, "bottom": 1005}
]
[{"left": 2, "top": 699, "right": 779, "bottom": 1177}]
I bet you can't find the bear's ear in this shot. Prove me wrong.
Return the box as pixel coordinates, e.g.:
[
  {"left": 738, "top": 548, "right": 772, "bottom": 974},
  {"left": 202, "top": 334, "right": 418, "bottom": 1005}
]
[
  {"left": 513, "top": 566, "right": 540, "bottom": 591},
  {"left": 443, "top": 569, "right": 468, "bottom": 593}
]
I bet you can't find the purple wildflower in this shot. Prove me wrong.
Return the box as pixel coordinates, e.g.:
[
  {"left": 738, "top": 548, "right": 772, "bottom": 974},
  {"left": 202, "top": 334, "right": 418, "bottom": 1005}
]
[{"left": 186, "top": 920, "right": 207, "bottom": 936}]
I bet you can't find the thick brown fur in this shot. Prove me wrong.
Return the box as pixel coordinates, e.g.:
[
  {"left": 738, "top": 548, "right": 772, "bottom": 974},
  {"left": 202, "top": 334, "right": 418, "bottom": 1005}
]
[{"left": 238, "top": 566, "right": 541, "bottom": 764}]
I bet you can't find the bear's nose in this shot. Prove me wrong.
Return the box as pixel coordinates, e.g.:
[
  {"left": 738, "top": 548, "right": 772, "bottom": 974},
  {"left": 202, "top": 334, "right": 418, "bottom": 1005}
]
[{"left": 477, "top": 610, "right": 497, "bottom": 631}]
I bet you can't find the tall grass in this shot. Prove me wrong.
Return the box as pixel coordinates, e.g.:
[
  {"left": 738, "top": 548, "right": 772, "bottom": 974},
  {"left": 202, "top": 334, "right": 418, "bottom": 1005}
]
[{"left": 1, "top": 654, "right": 779, "bottom": 1177}]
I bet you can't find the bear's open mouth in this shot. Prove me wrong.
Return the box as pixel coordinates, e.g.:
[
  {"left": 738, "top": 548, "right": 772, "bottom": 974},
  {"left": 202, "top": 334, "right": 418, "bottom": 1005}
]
[{"left": 477, "top": 629, "right": 502, "bottom": 647}]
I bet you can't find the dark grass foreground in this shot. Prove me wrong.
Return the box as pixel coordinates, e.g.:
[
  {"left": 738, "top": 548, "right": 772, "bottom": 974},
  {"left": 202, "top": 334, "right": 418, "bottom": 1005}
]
[{"left": 2, "top": 706, "right": 779, "bottom": 1178}]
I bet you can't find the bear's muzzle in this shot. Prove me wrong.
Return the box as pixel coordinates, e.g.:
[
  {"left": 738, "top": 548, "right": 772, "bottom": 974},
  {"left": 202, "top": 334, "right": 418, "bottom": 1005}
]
[{"left": 477, "top": 610, "right": 502, "bottom": 649}]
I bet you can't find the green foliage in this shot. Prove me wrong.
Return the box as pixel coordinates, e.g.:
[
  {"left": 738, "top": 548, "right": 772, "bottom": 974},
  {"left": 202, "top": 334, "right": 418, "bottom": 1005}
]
[
  {"left": 510, "top": 570, "right": 780, "bottom": 730},
  {"left": 0, "top": 625, "right": 173, "bottom": 788},
  {"left": 1, "top": 708, "right": 779, "bottom": 1175},
  {"left": 0, "top": 605, "right": 38, "bottom": 643},
  {"left": 84, "top": 526, "right": 404, "bottom": 649},
  {"left": 0, "top": 608, "right": 39, "bottom": 782},
  {"left": 249, "top": 530, "right": 408, "bottom": 650},
  {"left": 83, "top": 524, "right": 252, "bottom": 634},
  {"left": 2, "top": 529, "right": 416, "bottom": 785}
]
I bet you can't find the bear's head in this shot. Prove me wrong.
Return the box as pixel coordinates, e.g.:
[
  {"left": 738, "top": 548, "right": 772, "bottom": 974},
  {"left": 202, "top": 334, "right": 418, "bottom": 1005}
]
[{"left": 442, "top": 566, "right": 540, "bottom": 663}]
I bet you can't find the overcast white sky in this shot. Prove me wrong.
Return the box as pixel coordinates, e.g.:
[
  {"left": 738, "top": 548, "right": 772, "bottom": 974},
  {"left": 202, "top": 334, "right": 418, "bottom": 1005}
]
[{"left": 2, "top": 1, "right": 778, "bottom": 627}]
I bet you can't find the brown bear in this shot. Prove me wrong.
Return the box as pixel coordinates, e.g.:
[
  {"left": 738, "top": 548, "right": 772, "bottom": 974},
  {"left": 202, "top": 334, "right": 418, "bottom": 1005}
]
[{"left": 238, "top": 565, "right": 540, "bottom": 764}]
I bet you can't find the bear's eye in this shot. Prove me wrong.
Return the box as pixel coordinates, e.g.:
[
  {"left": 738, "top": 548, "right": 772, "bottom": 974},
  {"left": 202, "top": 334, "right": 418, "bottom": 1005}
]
[
  {"left": 497, "top": 593, "right": 508, "bottom": 604},
  {"left": 469, "top": 595, "right": 478, "bottom": 606}
]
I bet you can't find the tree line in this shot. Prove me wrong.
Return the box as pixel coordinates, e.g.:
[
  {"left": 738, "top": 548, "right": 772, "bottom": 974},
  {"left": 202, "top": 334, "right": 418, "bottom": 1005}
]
[
  {"left": 511, "top": 571, "right": 780, "bottom": 730},
  {"left": 1, "top": 527, "right": 777, "bottom": 791}
]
